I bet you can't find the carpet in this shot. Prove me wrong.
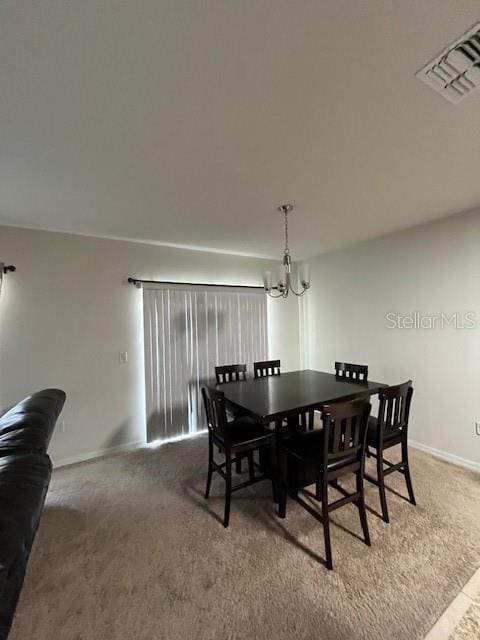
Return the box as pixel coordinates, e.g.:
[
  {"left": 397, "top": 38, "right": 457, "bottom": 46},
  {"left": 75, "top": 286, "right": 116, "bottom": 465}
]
[{"left": 9, "top": 436, "right": 480, "bottom": 640}]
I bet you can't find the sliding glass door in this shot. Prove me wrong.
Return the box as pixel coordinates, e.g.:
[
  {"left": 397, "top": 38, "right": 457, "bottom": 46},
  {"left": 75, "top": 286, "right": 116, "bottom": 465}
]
[{"left": 143, "top": 283, "right": 267, "bottom": 442}]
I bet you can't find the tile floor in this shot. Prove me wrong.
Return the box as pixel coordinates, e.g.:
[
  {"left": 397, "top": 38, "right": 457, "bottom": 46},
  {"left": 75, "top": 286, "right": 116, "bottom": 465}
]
[{"left": 423, "top": 567, "right": 480, "bottom": 639}]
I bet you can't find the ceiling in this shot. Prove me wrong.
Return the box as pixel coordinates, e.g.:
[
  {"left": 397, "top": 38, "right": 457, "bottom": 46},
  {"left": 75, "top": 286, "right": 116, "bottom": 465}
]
[{"left": 1, "top": 1, "right": 479, "bottom": 259}]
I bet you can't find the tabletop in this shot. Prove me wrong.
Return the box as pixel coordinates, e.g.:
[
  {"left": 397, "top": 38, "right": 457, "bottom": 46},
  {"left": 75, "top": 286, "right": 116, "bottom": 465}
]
[{"left": 217, "top": 369, "right": 386, "bottom": 421}]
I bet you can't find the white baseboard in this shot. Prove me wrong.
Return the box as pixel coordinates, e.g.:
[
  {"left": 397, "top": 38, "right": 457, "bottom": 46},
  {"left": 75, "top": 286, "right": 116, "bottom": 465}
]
[
  {"left": 52, "top": 430, "right": 208, "bottom": 468},
  {"left": 53, "top": 440, "right": 144, "bottom": 469},
  {"left": 409, "top": 439, "right": 480, "bottom": 473},
  {"left": 53, "top": 436, "right": 480, "bottom": 474}
]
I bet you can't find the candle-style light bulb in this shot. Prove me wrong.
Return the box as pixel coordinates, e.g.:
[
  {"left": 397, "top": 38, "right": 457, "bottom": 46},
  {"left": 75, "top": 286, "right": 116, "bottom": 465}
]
[
  {"left": 262, "top": 270, "right": 272, "bottom": 291},
  {"left": 300, "top": 263, "right": 311, "bottom": 289}
]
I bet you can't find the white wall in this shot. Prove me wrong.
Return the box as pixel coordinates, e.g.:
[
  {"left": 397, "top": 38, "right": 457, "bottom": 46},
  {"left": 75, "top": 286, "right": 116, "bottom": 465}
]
[
  {"left": 302, "top": 209, "right": 480, "bottom": 468},
  {"left": 0, "top": 226, "right": 300, "bottom": 465},
  {"left": 5, "top": 210, "right": 477, "bottom": 469}
]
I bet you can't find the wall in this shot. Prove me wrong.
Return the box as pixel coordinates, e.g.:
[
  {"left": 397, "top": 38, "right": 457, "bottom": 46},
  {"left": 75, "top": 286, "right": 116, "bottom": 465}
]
[
  {"left": 302, "top": 209, "right": 480, "bottom": 469},
  {"left": 4, "top": 211, "right": 477, "bottom": 470},
  {"left": 0, "top": 226, "right": 300, "bottom": 465}
]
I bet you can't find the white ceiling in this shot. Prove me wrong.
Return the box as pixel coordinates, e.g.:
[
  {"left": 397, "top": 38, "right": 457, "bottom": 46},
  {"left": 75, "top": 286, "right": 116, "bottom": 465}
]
[{"left": 1, "top": 1, "right": 479, "bottom": 259}]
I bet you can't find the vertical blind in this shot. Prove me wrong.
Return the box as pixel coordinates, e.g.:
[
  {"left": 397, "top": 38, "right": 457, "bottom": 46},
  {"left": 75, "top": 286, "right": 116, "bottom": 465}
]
[{"left": 143, "top": 283, "right": 268, "bottom": 443}]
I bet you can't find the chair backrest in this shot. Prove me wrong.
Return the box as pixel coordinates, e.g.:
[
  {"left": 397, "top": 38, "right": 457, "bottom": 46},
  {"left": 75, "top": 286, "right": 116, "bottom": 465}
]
[
  {"left": 274, "top": 408, "right": 314, "bottom": 434},
  {"left": 202, "top": 386, "right": 228, "bottom": 437},
  {"left": 254, "top": 359, "right": 281, "bottom": 378},
  {"left": 215, "top": 364, "right": 247, "bottom": 384},
  {"left": 376, "top": 380, "right": 413, "bottom": 442},
  {"left": 320, "top": 400, "right": 371, "bottom": 470},
  {"left": 335, "top": 361, "right": 369, "bottom": 382}
]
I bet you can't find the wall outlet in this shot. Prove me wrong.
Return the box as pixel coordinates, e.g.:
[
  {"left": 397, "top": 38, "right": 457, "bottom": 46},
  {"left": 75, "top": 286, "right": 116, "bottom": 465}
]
[
  {"left": 119, "top": 351, "right": 128, "bottom": 364},
  {"left": 475, "top": 422, "right": 480, "bottom": 436}
]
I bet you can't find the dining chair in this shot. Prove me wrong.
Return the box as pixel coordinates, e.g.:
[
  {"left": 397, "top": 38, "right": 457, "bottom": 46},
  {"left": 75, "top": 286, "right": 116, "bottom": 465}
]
[
  {"left": 275, "top": 409, "right": 315, "bottom": 435},
  {"left": 253, "top": 359, "right": 281, "bottom": 379},
  {"left": 335, "top": 361, "right": 369, "bottom": 382},
  {"left": 215, "top": 363, "right": 248, "bottom": 472},
  {"left": 215, "top": 363, "right": 247, "bottom": 384},
  {"left": 364, "top": 380, "right": 416, "bottom": 523},
  {"left": 278, "top": 399, "right": 372, "bottom": 570},
  {"left": 202, "top": 386, "right": 276, "bottom": 528}
]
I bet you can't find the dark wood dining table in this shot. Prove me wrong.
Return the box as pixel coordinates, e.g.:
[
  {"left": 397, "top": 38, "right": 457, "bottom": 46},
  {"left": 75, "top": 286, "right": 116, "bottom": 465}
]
[{"left": 217, "top": 369, "right": 386, "bottom": 426}]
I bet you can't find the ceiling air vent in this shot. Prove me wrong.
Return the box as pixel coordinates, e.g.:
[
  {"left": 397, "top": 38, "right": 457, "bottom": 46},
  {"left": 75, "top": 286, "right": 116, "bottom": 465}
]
[{"left": 416, "top": 22, "right": 480, "bottom": 103}]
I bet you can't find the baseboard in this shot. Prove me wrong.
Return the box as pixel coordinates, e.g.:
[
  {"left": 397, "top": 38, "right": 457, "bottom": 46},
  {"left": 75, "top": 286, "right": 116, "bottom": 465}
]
[
  {"left": 52, "top": 430, "right": 209, "bottom": 468},
  {"left": 53, "top": 436, "right": 479, "bottom": 473},
  {"left": 53, "top": 440, "right": 144, "bottom": 469},
  {"left": 409, "top": 439, "right": 480, "bottom": 473}
]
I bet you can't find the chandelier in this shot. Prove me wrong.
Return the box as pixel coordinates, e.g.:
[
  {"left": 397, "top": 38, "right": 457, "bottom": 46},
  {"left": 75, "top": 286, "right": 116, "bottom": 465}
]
[{"left": 262, "top": 204, "right": 310, "bottom": 298}]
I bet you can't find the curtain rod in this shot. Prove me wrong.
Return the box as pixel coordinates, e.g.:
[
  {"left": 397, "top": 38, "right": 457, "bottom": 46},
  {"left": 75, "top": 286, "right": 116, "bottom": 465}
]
[{"left": 127, "top": 277, "right": 263, "bottom": 290}]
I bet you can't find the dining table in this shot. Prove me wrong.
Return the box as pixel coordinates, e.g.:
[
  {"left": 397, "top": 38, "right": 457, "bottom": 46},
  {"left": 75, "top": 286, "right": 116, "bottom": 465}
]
[
  {"left": 214, "top": 368, "right": 387, "bottom": 496},
  {"left": 216, "top": 368, "right": 386, "bottom": 427}
]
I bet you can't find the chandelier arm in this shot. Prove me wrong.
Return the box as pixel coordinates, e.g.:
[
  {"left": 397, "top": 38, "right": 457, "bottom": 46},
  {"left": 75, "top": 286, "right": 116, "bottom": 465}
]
[
  {"left": 290, "top": 287, "right": 307, "bottom": 297},
  {"left": 288, "top": 280, "right": 307, "bottom": 296},
  {"left": 266, "top": 289, "right": 285, "bottom": 299}
]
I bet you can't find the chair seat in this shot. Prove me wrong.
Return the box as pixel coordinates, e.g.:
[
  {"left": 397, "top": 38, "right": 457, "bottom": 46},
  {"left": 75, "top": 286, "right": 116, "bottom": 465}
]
[
  {"left": 367, "top": 416, "right": 402, "bottom": 446},
  {"left": 214, "top": 415, "right": 272, "bottom": 447},
  {"left": 282, "top": 431, "right": 358, "bottom": 472}
]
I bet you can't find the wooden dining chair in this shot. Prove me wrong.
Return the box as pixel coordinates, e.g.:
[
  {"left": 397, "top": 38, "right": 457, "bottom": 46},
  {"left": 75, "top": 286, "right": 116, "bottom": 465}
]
[
  {"left": 215, "top": 363, "right": 248, "bottom": 472},
  {"left": 275, "top": 409, "right": 315, "bottom": 435},
  {"left": 335, "top": 361, "right": 369, "bottom": 382},
  {"left": 278, "top": 399, "right": 372, "bottom": 570},
  {"left": 215, "top": 363, "right": 247, "bottom": 384},
  {"left": 364, "top": 381, "right": 416, "bottom": 523},
  {"left": 253, "top": 359, "right": 281, "bottom": 379},
  {"left": 202, "top": 386, "right": 275, "bottom": 528}
]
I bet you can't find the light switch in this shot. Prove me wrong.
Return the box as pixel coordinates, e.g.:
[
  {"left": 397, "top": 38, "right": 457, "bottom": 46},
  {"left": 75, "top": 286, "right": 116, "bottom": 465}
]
[{"left": 119, "top": 351, "right": 128, "bottom": 364}]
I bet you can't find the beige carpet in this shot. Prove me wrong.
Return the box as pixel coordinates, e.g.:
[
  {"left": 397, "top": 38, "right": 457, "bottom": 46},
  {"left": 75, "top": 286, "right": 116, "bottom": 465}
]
[{"left": 10, "top": 436, "right": 480, "bottom": 640}]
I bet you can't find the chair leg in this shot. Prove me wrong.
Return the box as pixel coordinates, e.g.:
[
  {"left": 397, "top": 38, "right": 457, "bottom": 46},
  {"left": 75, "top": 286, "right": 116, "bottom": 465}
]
[
  {"left": 402, "top": 441, "right": 416, "bottom": 506},
  {"left": 258, "top": 445, "right": 268, "bottom": 473},
  {"left": 356, "top": 471, "right": 371, "bottom": 546},
  {"left": 247, "top": 451, "right": 255, "bottom": 481},
  {"left": 268, "top": 440, "right": 280, "bottom": 504},
  {"left": 321, "top": 480, "right": 333, "bottom": 570},
  {"left": 235, "top": 456, "right": 242, "bottom": 474},
  {"left": 224, "top": 451, "right": 232, "bottom": 527},
  {"left": 278, "top": 488, "right": 287, "bottom": 518},
  {"left": 377, "top": 450, "right": 390, "bottom": 523},
  {"left": 278, "top": 449, "right": 287, "bottom": 518},
  {"left": 204, "top": 437, "right": 213, "bottom": 499}
]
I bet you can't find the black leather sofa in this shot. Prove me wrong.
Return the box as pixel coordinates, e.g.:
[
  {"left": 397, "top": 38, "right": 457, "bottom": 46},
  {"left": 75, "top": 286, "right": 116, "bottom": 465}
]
[{"left": 0, "top": 389, "right": 66, "bottom": 640}]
